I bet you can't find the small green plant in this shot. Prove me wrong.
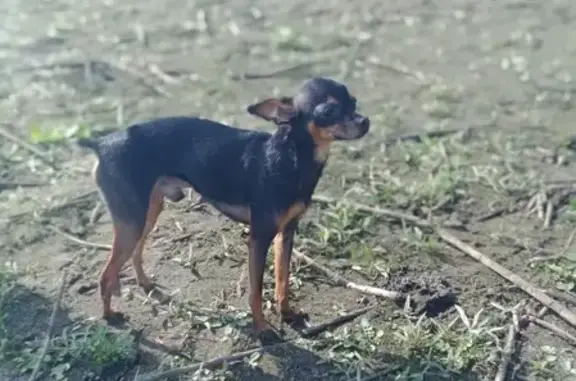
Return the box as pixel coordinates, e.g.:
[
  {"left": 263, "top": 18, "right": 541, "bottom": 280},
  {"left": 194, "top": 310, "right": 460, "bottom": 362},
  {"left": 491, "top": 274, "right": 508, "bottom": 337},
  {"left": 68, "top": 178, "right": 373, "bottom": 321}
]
[
  {"left": 29, "top": 122, "right": 91, "bottom": 144},
  {"left": 307, "top": 317, "right": 387, "bottom": 371},
  {"left": 535, "top": 258, "right": 576, "bottom": 292},
  {"left": 79, "top": 325, "right": 136, "bottom": 367},
  {"left": 0, "top": 261, "right": 18, "bottom": 361},
  {"left": 392, "top": 307, "right": 501, "bottom": 376},
  {"left": 9, "top": 323, "right": 136, "bottom": 379},
  {"left": 530, "top": 345, "right": 576, "bottom": 381},
  {"left": 300, "top": 203, "right": 374, "bottom": 259},
  {"left": 305, "top": 306, "right": 500, "bottom": 380}
]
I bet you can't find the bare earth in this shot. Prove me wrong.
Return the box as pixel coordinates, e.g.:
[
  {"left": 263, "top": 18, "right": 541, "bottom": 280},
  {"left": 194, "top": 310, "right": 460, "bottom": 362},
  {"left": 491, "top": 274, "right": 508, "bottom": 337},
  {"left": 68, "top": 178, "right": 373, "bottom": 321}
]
[{"left": 2, "top": 0, "right": 576, "bottom": 380}]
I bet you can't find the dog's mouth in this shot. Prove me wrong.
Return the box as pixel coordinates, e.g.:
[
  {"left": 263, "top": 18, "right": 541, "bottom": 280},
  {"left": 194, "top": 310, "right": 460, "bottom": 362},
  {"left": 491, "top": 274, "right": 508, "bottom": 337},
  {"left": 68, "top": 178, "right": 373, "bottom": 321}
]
[{"left": 333, "top": 115, "right": 370, "bottom": 140}]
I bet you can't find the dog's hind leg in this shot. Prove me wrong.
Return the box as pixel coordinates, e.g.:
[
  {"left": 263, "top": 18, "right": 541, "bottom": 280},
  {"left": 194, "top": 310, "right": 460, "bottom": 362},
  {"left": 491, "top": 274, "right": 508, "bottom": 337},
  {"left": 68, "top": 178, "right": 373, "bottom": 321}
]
[
  {"left": 100, "top": 220, "right": 142, "bottom": 322},
  {"left": 131, "top": 183, "right": 164, "bottom": 294}
]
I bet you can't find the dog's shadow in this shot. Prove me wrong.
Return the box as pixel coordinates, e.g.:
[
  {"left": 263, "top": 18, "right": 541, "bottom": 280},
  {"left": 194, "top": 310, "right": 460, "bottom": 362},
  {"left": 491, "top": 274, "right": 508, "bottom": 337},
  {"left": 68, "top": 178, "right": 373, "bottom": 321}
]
[
  {"left": 213, "top": 316, "right": 522, "bottom": 381},
  {"left": 0, "top": 283, "right": 160, "bottom": 381},
  {"left": 220, "top": 321, "right": 347, "bottom": 381}
]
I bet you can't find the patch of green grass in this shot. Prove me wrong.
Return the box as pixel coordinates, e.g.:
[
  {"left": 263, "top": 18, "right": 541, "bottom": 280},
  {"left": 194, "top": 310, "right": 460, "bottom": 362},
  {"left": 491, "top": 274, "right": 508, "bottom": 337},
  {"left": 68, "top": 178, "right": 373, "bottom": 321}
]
[
  {"left": 11, "top": 323, "right": 137, "bottom": 379},
  {"left": 28, "top": 121, "right": 92, "bottom": 144},
  {"left": 530, "top": 345, "right": 576, "bottom": 381},
  {"left": 367, "top": 138, "right": 470, "bottom": 212},
  {"left": 170, "top": 302, "right": 249, "bottom": 337},
  {"left": 0, "top": 261, "right": 19, "bottom": 361},
  {"left": 304, "top": 306, "right": 502, "bottom": 380},
  {"left": 0, "top": 263, "right": 136, "bottom": 380},
  {"left": 299, "top": 203, "right": 376, "bottom": 260},
  {"left": 533, "top": 258, "right": 576, "bottom": 293}
]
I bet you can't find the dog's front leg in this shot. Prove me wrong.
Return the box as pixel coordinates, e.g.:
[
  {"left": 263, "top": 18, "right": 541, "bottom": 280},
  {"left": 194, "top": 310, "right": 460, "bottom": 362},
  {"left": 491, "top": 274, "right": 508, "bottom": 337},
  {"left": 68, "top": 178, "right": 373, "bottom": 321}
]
[{"left": 247, "top": 218, "right": 276, "bottom": 336}]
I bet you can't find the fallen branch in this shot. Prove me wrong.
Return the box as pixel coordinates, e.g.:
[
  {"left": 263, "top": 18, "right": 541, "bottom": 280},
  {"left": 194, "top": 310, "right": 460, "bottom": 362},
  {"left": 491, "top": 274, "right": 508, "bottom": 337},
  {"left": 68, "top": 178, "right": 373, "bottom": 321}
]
[
  {"left": 299, "top": 304, "right": 377, "bottom": 338},
  {"left": 89, "top": 201, "right": 104, "bottom": 225},
  {"left": 542, "top": 199, "right": 554, "bottom": 229},
  {"left": 0, "top": 180, "right": 48, "bottom": 190},
  {"left": 47, "top": 225, "right": 111, "bottom": 251},
  {"left": 106, "top": 58, "right": 171, "bottom": 98},
  {"left": 311, "top": 194, "right": 463, "bottom": 230},
  {"left": 529, "top": 227, "right": 576, "bottom": 263},
  {"left": 5, "top": 189, "right": 98, "bottom": 221},
  {"left": 473, "top": 206, "right": 510, "bottom": 224},
  {"left": 526, "top": 315, "right": 576, "bottom": 347},
  {"left": 147, "top": 63, "right": 180, "bottom": 85},
  {"left": 381, "top": 122, "right": 496, "bottom": 148},
  {"left": 309, "top": 196, "right": 576, "bottom": 330},
  {"left": 136, "top": 341, "right": 291, "bottom": 381},
  {"left": 293, "top": 249, "right": 403, "bottom": 301},
  {"left": 494, "top": 323, "right": 517, "bottom": 381},
  {"left": 437, "top": 229, "right": 576, "bottom": 329},
  {"left": 0, "top": 123, "right": 53, "bottom": 165},
  {"left": 545, "top": 289, "right": 576, "bottom": 306},
  {"left": 28, "top": 271, "right": 68, "bottom": 381},
  {"left": 232, "top": 61, "right": 324, "bottom": 81}
]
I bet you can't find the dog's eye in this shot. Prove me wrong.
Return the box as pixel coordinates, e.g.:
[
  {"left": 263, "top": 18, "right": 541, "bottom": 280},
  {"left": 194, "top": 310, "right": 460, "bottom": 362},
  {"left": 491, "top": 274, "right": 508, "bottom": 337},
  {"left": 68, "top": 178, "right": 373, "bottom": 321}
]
[
  {"left": 314, "top": 103, "right": 340, "bottom": 122},
  {"left": 313, "top": 103, "right": 341, "bottom": 127},
  {"left": 349, "top": 97, "right": 357, "bottom": 112}
]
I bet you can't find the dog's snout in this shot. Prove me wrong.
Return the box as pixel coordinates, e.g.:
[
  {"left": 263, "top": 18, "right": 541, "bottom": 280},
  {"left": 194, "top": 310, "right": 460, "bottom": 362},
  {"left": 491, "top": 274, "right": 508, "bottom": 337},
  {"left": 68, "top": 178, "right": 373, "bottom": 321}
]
[{"left": 360, "top": 117, "right": 370, "bottom": 130}]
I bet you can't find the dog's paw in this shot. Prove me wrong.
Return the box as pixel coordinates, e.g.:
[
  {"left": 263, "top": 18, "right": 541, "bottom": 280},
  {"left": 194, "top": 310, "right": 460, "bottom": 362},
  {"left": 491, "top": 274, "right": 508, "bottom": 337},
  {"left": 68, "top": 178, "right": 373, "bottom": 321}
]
[{"left": 103, "top": 311, "right": 128, "bottom": 327}]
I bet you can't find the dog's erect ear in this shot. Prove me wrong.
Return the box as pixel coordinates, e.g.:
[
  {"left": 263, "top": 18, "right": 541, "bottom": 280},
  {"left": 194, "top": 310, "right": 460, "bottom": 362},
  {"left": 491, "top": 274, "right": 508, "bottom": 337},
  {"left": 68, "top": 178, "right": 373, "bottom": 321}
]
[{"left": 247, "top": 97, "right": 294, "bottom": 123}]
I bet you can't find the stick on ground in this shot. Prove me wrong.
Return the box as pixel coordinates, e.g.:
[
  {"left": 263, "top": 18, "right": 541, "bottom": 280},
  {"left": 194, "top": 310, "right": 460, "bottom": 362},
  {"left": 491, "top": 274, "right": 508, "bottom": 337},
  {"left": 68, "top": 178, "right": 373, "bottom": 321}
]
[
  {"left": 494, "top": 323, "right": 517, "bottom": 381},
  {"left": 47, "top": 225, "right": 111, "bottom": 251},
  {"left": 28, "top": 271, "right": 68, "bottom": 381},
  {"left": 527, "top": 315, "right": 576, "bottom": 347},
  {"left": 0, "top": 123, "right": 53, "bottom": 165},
  {"left": 310, "top": 196, "right": 576, "bottom": 330},
  {"left": 437, "top": 229, "right": 576, "bottom": 330},
  {"left": 299, "top": 304, "right": 377, "bottom": 338},
  {"left": 136, "top": 341, "right": 291, "bottom": 381},
  {"left": 293, "top": 249, "right": 403, "bottom": 301},
  {"left": 311, "top": 194, "right": 464, "bottom": 229}
]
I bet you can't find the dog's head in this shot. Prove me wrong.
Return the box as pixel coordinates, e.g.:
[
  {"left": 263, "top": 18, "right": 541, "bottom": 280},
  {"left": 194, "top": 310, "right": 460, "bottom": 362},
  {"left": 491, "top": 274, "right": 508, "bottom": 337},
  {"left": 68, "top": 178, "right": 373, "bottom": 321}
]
[{"left": 247, "top": 77, "right": 370, "bottom": 143}]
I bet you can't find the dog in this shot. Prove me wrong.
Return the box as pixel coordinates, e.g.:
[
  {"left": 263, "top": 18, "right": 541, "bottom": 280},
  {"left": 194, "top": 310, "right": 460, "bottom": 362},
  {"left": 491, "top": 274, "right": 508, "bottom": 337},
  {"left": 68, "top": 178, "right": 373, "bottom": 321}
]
[{"left": 77, "top": 77, "right": 370, "bottom": 339}]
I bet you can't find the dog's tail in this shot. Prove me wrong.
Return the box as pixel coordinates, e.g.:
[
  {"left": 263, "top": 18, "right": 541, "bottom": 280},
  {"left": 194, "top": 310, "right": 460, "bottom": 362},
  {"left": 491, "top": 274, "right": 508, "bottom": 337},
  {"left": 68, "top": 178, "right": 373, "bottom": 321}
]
[
  {"left": 77, "top": 137, "right": 100, "bottom": 153},
  {"left": 77, "top": 127, "right": 119, "bottom": 154}
]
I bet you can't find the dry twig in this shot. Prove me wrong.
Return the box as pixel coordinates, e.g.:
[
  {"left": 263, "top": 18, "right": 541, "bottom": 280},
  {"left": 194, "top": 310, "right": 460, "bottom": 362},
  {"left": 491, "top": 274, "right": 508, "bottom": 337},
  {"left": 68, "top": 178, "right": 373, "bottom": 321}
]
[
  {"left": 545, "top": 289, "right": 576, "bottom": 306},
  {"left": 89, "top": 201, "right": 104, "bottom": 225},
  {"left": 299, "top": 304, "right": 377, "bottom": 338},
  {"left": 47, "top": 225, "right": 111, "bottom": 251},
  {"left": 526, "top": 315, "right": 576, "bottom": 347},
  {"left": 5, "top": 189, "right": 98, "bottom": 221},
  {"left": 311, "top": 194, "right": 463, "bottom": 230},
  {"left": 308, "top": 196, "right": 576, "bottom": 330},
  {"left": 529, "top": 227, "right": 576, "bottom": 263},
  {"left": 437, "top": 229, "right": 576, "bottom": 329},
  {"left": 293, "top": 249, "right": 403, "bottom": 301},
  {"left": 136, "top": 341, "right": 291, "bottom": 381},
  {"left": 494, "top": 323, "right": 517, "bottom": 381},
  {"left": 0, "top": 123, "right": 53, "bottom": 165},
  {"left": 231, "top": 61, "right": 323, "bottom": 81},
  {"left": 0, "top": 180, "right": 48, "bottom": 190},
  {"left": 28, "top": 271, "right": 68, "bottom": 381}
]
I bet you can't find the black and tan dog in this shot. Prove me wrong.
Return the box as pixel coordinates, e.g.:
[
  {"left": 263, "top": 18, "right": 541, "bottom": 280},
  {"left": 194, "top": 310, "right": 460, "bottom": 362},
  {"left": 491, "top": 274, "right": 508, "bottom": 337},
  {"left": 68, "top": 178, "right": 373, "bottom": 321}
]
[{"left": 78, "top": 77, "right": 370, "bottom": 338}]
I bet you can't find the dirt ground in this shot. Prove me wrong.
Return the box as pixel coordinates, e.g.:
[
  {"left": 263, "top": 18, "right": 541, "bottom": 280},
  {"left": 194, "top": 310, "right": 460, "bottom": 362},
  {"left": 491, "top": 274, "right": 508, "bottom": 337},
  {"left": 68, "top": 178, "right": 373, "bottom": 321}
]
[{"left": 2, "top": 0, "right": 576, "bottom": 380}]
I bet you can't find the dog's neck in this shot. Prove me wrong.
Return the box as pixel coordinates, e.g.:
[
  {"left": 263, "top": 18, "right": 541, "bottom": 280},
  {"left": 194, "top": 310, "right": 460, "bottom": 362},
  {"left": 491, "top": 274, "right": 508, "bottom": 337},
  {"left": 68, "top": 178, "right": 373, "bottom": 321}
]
[
  {"left": 269, "top": 120, "right": 327, "bottom": 201},
  {"left": 275, "top": 120, "right": 315, "bottom": 153}
]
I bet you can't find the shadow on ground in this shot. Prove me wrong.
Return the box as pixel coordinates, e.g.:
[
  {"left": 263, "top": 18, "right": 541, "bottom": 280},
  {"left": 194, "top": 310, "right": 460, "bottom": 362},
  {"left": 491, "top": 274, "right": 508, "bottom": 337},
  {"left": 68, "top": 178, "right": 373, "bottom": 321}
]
[
  {"left": 0, "top": 283, "right": 158, "bottom": 381},
  {"left": 225, "top": 341, "right": 486, "bottom": 381}
]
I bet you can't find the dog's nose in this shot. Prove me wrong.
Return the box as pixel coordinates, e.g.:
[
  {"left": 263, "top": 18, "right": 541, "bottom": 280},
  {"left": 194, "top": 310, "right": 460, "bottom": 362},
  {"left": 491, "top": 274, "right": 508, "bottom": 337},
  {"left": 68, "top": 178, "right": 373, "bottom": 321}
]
[{"left": 360, "top": 117, "right": 370, "bottom": 130}]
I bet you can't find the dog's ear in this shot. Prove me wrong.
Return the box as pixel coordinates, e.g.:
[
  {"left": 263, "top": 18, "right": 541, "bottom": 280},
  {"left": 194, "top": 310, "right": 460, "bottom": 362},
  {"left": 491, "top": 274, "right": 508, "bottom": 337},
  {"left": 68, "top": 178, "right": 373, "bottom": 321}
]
[{"left": 247, "top": 97, "right": 294, "bottom": 123}]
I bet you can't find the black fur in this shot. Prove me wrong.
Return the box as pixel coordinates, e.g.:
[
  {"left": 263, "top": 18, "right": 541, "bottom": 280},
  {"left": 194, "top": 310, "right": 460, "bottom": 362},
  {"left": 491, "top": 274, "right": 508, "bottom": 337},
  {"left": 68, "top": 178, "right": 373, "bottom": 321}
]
[{"left": 81, "top": 77, "right": 370, "bottom": 334}]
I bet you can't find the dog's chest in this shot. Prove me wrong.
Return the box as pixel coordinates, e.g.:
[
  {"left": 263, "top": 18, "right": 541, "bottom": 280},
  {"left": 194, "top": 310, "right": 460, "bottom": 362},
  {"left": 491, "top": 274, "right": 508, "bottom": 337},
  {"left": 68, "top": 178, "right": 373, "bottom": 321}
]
[
  {"left": 296, "top": 161, "right": 325, "bottom": 199},
  {"left": 205, "top": 199, "right": 251, "bottom": 224}
]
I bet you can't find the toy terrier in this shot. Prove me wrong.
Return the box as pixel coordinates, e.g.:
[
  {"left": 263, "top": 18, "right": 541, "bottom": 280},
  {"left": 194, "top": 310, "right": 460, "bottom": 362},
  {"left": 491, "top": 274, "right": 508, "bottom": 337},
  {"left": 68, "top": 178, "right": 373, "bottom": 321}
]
[{"left": 78, "top": 77, "right": 370, "bottom": 338}]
